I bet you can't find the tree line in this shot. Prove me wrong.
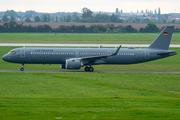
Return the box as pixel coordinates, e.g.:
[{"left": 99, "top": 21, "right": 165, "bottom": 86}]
[
  {"left": 1, "top": 8, "right": 180, "bottom": 24},
  {"left": 1, "top": 8, "right": 124, "bottom": 23},
  {"left": 1, "top": 14, "right": 50, "bottom": 23},
  {"left": 1, "top": 9, "right": 180, "bottom": 23},
  {"left": 1, "top": 13, "right": 123, "bottom": 23},
  {"left": 0, "top": 22, "right": 180, "bottom": 33},
  {"left": 79, "top": 8, "right": 123, "bottom": 23}
]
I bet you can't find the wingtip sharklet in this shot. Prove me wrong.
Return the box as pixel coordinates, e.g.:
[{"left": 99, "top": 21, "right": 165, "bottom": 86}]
[{"left": 111, "top": 45, "right": 121, "bottom": 56}]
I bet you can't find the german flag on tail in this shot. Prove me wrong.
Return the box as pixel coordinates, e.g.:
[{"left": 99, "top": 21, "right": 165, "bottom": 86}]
[{"left": 163, "top": 32, "right": 168, "bottom": 35}]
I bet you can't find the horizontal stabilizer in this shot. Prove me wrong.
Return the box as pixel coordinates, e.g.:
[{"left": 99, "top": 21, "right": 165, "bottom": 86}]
[{"left": 158, "top": 51, "right": 177, "bottom": 55}]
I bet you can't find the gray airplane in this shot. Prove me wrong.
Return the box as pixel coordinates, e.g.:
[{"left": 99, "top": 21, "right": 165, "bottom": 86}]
[{"left": 2, "top": 26, "right": 177, "bottom": 72}]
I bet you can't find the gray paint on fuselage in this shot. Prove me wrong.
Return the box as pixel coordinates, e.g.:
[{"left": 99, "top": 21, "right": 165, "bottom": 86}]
[{"left": 3, "top": 47, "right": 176, "bottom": 65}]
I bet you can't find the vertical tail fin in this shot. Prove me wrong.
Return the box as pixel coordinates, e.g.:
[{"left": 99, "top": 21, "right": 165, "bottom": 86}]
[{"left": 147, "top": 26, "right": 174, "bottom": 50}]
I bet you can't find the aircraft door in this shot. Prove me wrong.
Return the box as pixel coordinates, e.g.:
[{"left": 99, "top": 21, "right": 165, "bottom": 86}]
[
  {"left": 144, "top": 50, "right": 149, "bottom": 59},
  {"left": 75, "top": 51, "right": 79, "bottom": 57},
  {"left": 20, "top": 49, "right": 25, "bottom": 58},
  {"left": 107, "top": 51, "right": 112, "bottom": 58}
]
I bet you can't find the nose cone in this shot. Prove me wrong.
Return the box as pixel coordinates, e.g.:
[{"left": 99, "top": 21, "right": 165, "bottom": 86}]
[{"left": 2, "top": 55, "right": 8, "bottom": 61}]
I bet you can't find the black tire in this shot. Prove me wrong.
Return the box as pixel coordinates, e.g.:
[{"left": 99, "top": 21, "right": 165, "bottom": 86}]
[
  {"left": 20, "top": 68, "right": 24, "bottom": 71},
  {"left": 85, "top": 67, "right": 90, "bottom": 72},
  {"left": 89, "top": 67, "right": 94, "bottom": 72}
]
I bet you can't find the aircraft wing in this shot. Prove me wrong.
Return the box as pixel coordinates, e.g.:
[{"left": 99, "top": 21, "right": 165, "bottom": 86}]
[{"left": 71, "top": 45, "right": 121, "bottom": 65}]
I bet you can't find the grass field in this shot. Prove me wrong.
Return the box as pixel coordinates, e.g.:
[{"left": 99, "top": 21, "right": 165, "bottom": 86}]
[
  {"left": 0, "top": 72, "right": 180, "bottom": 120},
  {"left": 0, "top": 33, "right": 180, "bottom": 44},
  {"left": 0, "top": 46, "right": 179, "bottom": 71},
  {"left": 0, "top": 33, "right": 180, "bottom": 120}
]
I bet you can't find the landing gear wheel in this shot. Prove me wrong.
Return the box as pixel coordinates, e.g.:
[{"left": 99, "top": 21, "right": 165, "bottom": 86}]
[
  {"left": 84, "top": 66, "right": 94, "bottom": 72},
  {"left": 85, "top": 67, "right": 90, "bottom": 72},
  {"left": 20, "top": 68, "right": 24, "bottom": 71},
  {"left": 20, "top": 64, "right": 24, "bottom": 71},
  {"left": 89, "top": 67, "right": 94, "bottom": 72}
]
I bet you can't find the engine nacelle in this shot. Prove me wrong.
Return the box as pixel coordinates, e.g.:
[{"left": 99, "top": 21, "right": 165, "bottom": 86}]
[
  {"left": 65, "top": 59, "right": 83, "bottom": 69},
  {"left": 60, "top": 64, "right": 66, "bottom": 69}
]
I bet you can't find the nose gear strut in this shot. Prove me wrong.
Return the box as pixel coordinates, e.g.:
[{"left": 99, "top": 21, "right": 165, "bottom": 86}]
[{"left": 20, "top": 64, "right": 24, "bottom": 71}]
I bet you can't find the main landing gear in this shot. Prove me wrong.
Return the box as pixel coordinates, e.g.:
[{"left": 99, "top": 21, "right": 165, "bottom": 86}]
[
  {"left": 20, "top": 64, "right": 24, "bottom": 71},
  {"left": 84, "top": 66, "right": 94, "bottom": 72}
]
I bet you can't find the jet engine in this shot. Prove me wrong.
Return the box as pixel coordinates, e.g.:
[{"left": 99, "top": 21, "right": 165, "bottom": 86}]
[{"left": 64, "top": 59, "right": 83, "bottom": 69}]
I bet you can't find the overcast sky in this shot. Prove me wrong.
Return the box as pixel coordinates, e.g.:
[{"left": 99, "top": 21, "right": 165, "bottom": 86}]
[{"left": 0, "top": 0, "right": 180, "bottom": 14}]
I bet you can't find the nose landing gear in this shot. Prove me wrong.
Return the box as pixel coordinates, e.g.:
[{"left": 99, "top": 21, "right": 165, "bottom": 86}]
[{"left": 20, "top": 64, "right": 24, "bottom": 71}]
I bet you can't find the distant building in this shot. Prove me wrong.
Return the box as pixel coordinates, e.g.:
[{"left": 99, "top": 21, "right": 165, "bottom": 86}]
[
  {"left": 163, "top": 14, "right": 168, "bottom": 20},
  {"left": 158, "top": 8, "right": 161, "bottom": 21},
  {"left": 30, "top": 17, "right": 34, "bottom": 22},
  {"left": 155, "top": 9, "right": 157, "bottom": 15},
  {"left": 15, "top": 17, "right": 21, "bottom": 22},
  {"left": 116, "top": 8, "right": 119, "bottom": 13},
  {"left": 158, "top": 8, "right": 161, "bottom": 15}
]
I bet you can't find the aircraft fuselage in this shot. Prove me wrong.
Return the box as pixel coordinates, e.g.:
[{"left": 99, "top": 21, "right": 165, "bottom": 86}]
[{"left": 2, "top": 47, "right": 176, "bottom": 65}]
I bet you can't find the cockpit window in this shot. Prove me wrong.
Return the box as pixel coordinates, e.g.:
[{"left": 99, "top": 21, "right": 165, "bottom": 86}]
[{"left": 10, "top": 51, "right": 16, "bottom": 54}]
